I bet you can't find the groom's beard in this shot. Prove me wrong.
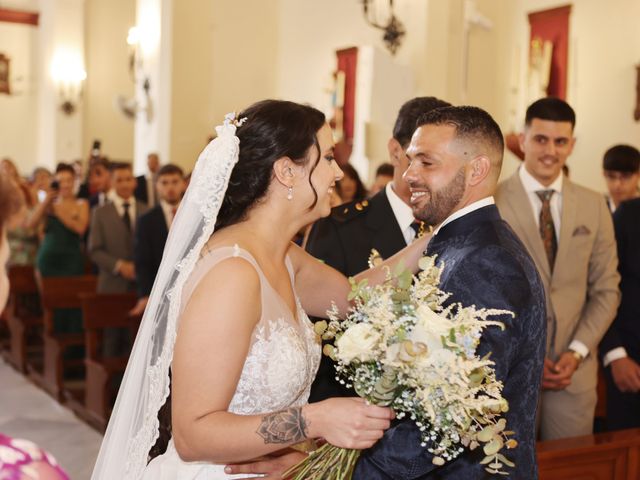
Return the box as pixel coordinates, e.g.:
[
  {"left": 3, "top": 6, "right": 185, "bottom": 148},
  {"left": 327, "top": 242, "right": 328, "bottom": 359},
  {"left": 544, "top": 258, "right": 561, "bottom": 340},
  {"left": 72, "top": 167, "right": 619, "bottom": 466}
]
[{"left": 413, "top": 166, "right": 466, "bottom": 226}]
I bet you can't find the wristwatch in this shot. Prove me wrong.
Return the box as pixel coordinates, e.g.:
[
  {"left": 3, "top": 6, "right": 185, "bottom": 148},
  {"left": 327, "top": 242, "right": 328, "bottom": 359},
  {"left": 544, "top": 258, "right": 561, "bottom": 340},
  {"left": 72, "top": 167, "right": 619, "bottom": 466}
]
[{"left": 569, "top": 349, "right": 584, "bottom": 363}]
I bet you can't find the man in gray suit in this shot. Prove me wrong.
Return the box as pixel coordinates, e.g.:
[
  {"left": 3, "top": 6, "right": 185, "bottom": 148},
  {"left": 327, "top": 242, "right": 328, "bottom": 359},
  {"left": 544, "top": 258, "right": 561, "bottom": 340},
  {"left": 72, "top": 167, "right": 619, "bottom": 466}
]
[
  {"left": 89, "top": 162, "right": 148, "bottom": 355},
  {"left": 495, "top": 97, "right": 620, "bottom": 440}
]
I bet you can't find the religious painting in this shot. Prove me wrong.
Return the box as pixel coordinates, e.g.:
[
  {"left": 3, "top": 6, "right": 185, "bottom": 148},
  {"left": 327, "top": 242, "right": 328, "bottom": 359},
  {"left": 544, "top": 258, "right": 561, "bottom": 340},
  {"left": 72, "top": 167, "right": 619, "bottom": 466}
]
[
  {"left": 0, "top": 53, "right": 10, "bottom": 94},
  {"left": 527, "top": 5, "right": 571, "bottom": 100}
]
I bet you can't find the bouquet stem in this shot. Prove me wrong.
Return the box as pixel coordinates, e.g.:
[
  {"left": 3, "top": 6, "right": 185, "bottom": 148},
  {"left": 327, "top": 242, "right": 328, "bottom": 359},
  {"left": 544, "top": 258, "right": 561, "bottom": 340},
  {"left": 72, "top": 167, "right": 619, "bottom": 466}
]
[{"left": 283, "top": 443, "right": 361, "bottom": 480}]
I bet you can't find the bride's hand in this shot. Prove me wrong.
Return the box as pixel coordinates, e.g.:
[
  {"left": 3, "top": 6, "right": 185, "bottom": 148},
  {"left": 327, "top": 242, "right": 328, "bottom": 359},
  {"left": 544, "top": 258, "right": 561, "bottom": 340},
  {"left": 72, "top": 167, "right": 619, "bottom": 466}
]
[{"left": 303, "top": 397, "right": 394, "bottom": 449}]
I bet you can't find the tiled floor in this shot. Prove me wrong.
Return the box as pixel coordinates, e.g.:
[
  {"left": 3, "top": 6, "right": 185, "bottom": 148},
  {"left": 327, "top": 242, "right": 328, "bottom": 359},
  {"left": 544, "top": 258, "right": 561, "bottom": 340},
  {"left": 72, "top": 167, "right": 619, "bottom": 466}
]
[{"left": 0, "top": 358, "right": 103, "bottom": 479}]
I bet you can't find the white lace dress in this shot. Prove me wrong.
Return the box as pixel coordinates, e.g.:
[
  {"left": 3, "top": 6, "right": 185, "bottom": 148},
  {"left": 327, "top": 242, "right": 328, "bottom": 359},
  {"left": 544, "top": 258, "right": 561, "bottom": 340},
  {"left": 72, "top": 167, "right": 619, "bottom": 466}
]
[{"left": 142, "top": 246, "right": 321, "bottom": 479}]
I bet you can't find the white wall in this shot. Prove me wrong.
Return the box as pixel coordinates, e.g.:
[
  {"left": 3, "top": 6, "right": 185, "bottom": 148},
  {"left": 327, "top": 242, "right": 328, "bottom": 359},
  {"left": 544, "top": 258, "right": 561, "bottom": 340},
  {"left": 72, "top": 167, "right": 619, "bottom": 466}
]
[
  {"left": 83, "top": 0, "right": 135, "bottom": 162},
  {"left": 466, "top": 0, "right": 640, "bottom": 191},
  {"left": 277, "top": 0, "right": 429, "bottom": 116},
  {"left": 169, "top": 0, "right": 280, "bottom": 173},
  {"left": 0, "top": 21, "right": 38, "bottom": 176}
]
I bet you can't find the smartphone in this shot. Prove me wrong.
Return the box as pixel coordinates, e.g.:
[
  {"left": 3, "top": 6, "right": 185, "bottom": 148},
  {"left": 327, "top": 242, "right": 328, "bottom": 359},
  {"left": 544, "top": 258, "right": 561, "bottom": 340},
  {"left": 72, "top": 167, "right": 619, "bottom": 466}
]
[{"left": 50, "top": 180, "right": 60, "bottom": 191}]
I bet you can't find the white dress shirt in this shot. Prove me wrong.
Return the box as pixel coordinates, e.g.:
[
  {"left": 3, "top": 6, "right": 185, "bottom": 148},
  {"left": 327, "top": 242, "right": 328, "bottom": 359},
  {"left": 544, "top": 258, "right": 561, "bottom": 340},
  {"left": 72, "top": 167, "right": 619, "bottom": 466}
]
[
  {"left": 385, "top": 182, "right": 416, "bottom": 245},
  {"left": 519, "top": 167, "right": 589, "bottom": 359},
  {"left": 111, "top": 194, "right": 137, "bottom": 230},
  {"left": 159, "top": 200, "right": 179, "bottom": 230},
  {"left": 432, "top": 196, "right": 495, "bottom": 236}
]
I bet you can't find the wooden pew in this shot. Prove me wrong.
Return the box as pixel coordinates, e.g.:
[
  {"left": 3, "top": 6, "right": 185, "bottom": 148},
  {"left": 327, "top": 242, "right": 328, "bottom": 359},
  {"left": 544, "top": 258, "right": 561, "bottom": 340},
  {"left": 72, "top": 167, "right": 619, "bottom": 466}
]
[
  {"left": 80, "top": 292, "right": 140, "bottom": 430},
  {"left": 2, "top": 266, "right": 42, "bottom": 372},
  {"left": 35, "top": 275, "right": 97, "bottom": 400},
  {"left": 537, "top": 428, "right": 640, "bottom": 480}
]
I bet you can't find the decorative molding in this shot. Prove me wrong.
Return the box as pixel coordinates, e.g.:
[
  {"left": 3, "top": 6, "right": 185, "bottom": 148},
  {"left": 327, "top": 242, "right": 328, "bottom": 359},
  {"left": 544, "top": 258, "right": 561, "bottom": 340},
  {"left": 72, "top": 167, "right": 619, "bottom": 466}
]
[{"left": 0, "top": 8, "right": 39, "bottom": 26}]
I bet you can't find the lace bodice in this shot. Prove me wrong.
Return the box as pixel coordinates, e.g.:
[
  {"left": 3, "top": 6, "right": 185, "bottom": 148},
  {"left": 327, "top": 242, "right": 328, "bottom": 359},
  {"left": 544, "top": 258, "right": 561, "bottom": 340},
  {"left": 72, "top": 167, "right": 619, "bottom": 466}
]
[{"left": 182, "top": 245, "right": 321, "bottom": 415}]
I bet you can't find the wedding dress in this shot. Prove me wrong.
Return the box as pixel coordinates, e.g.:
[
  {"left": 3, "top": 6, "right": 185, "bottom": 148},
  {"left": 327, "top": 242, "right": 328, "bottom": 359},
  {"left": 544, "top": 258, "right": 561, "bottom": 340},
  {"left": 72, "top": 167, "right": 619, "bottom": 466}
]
[{"left": 142, "top": 245, "right": 321, "bottom": 479}]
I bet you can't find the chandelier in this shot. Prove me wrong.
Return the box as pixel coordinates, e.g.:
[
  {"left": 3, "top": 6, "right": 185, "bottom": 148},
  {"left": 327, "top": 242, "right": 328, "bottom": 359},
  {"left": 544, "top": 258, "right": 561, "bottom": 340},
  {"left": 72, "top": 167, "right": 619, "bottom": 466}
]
[{"left": 361, "top": 0, "right": 406, "bottom": 55}]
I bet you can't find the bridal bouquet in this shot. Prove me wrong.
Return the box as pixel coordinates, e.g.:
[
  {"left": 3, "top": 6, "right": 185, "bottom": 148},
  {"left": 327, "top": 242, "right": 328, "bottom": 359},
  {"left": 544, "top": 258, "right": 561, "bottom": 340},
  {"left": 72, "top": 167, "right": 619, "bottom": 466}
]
[{"left": 284, "top": 256, "right": 517, "bottom": 479}]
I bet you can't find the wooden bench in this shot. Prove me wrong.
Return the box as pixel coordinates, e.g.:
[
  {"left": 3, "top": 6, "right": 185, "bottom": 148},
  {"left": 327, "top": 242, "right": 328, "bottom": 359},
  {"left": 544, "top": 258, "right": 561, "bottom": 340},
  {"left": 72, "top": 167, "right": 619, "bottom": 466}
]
[
  {"left": 80, "top": 292, "right": 140, "bottom": 430},
  {"left": 34, "top": 275, "right": 97, "bottom": 400},
  {"left": 1, "top": 265, "right": 42, "bottom": 372},
  {"left": 538, "top": 428, "right": 640, "bottom": 479}
]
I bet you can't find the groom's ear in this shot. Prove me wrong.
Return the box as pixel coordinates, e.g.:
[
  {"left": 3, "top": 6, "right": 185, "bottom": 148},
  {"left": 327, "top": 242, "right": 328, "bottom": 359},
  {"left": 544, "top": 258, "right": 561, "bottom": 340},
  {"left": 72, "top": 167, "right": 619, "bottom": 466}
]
[
  {"left": 467, "top": 155, "right": 491, "bottom": 186},
  {"left": 273, "top": 157, "right": 296, "bottom": 188}
]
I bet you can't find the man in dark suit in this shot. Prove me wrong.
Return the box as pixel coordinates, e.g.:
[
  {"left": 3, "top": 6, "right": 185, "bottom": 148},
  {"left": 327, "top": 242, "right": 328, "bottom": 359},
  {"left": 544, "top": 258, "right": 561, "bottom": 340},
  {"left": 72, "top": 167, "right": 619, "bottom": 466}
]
[
  {"left": 602, "top": 144, "right": 640, "bottom": 213},
  {"left": 135, "top": 152, "right": 161, "bottom": 207},
  {"left": 131, "top": 164, "right": 185, "bottom": 316},
  {"left": 353, "top": 106, "right": 546, "bottom": 479},
  {"left": 600, "top": 197, "right": 640, "bottom": 430},
  {"left": 306, "top": 96, "right": 450, "bottom": 402}
]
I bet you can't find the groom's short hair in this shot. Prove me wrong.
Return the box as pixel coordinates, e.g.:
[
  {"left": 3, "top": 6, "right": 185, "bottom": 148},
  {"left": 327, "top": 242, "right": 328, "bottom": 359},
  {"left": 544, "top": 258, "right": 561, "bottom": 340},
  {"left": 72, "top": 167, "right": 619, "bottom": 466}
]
[{"left": 416, "top": 106, "right": 504, "bottom": 168}]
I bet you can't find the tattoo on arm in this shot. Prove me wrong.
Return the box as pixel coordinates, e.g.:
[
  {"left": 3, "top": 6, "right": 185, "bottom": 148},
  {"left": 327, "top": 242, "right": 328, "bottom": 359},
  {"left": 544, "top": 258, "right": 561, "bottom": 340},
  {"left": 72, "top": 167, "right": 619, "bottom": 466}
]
[{"left": 256, "top": 407, "right": 309, "bottom": 444}]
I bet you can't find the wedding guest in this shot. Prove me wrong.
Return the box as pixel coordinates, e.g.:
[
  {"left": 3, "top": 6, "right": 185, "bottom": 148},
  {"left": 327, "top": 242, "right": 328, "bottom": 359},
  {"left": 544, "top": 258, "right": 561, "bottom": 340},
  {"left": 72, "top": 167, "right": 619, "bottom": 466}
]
[
  {"left": 306, "top": 96, "right": 450, "bottom": 402},
  {"left": 86, "top": 158, "right": 112, "bottom": 208},
  {"left": 600, "top": 197, "right": 640, "bottom": 430},
  {"left": 30, "top": 167, "right": 53, "bottom": 204},
  {"left": 131, "top": 164, "right": 186, "bottom": 316},
  {"left": 495, "top": 97, "right": 620, "bottom": 440},
  {"left": 602, "top": 144, "right": 640, "bottom": 212},
  {"left": 0, "top": 158, "right": 39, "bottom": 266},
  {"left": 89, "top": 162, "right": 147, "bottom": 355},
  {"left": 335, "top": 163, "right": 367, "bottom": 203},
  {"left": 0, "top": 176, "right": 69, "bottom": 480},
  {"left": 29, "top": 163, "right": 89, "bottom": 334},
  {"left": 369, "top": 162, "right": 394, "bottom": 196},
  {"left": 135, "top": 152, "right": 161, "bottom": 207}
]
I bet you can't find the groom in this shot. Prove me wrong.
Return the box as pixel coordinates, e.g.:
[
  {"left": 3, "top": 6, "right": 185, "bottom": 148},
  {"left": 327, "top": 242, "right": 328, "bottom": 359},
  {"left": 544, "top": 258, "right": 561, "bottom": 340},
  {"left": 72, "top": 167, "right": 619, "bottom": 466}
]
[
  {"left": 225, "top": 106, "right": 546, "bottom": 479},
  {"left": 352, "top": 106, "right": 546, "bottom": 479}
]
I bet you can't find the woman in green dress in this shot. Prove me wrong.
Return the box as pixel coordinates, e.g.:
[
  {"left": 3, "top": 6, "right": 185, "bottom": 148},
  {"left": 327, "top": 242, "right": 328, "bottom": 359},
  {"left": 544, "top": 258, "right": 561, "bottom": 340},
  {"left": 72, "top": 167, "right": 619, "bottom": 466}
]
[{"left": 30, "top": 163, "right": 90, "bottom": 333}]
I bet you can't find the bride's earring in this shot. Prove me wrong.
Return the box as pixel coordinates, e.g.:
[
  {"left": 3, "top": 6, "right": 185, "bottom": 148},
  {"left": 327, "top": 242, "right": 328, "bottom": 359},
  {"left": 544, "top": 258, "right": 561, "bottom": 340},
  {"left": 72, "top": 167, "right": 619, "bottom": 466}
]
[{"left": 287, "top": 186, "right": 293, "bottom": 200}]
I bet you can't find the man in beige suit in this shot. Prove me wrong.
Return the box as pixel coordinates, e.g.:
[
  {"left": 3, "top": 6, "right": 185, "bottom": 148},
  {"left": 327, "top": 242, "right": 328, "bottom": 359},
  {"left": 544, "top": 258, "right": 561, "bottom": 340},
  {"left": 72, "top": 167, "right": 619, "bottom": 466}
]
[{"left": 495, "top": 97, "right": 620, "bottom": 440}]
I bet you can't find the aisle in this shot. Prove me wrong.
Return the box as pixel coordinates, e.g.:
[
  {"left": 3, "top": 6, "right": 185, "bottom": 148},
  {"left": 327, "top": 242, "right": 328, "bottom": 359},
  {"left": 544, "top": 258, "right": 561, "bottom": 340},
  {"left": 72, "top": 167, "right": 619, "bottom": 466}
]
[{"left": 0, "top": 358, "right": 103, "bottom": 479}]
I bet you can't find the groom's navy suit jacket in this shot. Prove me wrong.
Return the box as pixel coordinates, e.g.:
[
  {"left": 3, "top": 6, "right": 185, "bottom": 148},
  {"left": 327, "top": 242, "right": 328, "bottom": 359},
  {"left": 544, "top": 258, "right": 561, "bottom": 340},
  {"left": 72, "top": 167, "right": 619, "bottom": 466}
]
[{"left": 353, "top": 204, "right": 546, "bottom": 479}]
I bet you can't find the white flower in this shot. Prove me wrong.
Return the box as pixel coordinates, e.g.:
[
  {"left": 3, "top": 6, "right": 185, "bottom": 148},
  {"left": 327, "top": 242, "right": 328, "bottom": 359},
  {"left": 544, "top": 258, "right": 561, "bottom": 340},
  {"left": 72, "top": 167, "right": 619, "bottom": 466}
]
[
  {"left": 9, "top": 438, "right": 41, "bottom": 460},
  {"left": 409, "top": 305, "right": 455, "bottom": 353},
  {"left": 0, "top": 445, "right": 26, "bottom": 464},
  {"left": 336, "top": 323, "right": 381, "bottom": 363}
]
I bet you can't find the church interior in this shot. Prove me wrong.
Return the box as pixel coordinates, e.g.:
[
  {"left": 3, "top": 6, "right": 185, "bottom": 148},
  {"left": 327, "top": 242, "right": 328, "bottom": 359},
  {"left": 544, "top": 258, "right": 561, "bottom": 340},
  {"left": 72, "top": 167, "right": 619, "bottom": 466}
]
[{"left": 1, "top": 0, "right": 639, "bottom": 478}]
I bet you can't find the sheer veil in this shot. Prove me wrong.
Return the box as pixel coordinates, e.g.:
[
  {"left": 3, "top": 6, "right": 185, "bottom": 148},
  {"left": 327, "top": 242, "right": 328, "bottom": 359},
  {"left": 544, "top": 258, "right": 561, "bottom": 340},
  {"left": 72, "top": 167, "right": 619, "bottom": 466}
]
[{"left": 91, "top": 114, "right": 243, "bottom": 479}]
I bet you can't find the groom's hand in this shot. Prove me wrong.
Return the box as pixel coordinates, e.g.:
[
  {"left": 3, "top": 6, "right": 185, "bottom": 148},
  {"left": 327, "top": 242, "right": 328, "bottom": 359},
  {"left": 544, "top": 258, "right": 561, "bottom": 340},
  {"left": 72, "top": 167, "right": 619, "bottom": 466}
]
[{"left": 224, "top": 450, "right": 307, "bottom": 479}]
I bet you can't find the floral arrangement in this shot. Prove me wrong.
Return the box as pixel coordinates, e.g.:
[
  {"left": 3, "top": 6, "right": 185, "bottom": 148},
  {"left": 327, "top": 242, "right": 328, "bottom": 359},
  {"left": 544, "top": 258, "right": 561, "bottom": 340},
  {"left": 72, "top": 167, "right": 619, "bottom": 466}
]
[{"left": 284, "top": 256, "right": 517, "bottom": 479}]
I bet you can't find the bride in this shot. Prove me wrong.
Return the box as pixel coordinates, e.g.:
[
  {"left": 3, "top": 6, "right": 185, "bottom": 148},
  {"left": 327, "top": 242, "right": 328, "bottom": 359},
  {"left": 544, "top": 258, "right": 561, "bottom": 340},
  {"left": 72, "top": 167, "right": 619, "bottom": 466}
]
[{"left": 92, "top": 100, "right": 429, "bottom": 479}]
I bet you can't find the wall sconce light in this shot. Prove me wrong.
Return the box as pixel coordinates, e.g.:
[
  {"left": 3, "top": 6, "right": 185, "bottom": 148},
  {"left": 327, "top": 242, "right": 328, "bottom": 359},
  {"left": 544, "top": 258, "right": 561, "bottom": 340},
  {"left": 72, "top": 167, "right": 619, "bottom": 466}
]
[
  {"left": 51, "top": 50, "right": 86, "bottom": 115},
  {"left": 117, "top": 26, "right": 153, "bottom": 122},
  {"left": 127, "top": 26, "right": 141, "bottom": 81},
  {"left": 361, "top": 0, "right": 406, "bottom": 56}
]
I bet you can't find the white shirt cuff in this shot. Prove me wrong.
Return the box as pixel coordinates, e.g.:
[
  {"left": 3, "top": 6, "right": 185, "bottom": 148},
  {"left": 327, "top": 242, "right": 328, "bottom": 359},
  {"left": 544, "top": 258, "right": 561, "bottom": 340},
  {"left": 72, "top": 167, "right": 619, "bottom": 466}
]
[
  {"left": 568, "top": 340, "right": 589, "bottom": 359},
  {"left": 603, "top": 347, "right": 628, "bottom": 367}
]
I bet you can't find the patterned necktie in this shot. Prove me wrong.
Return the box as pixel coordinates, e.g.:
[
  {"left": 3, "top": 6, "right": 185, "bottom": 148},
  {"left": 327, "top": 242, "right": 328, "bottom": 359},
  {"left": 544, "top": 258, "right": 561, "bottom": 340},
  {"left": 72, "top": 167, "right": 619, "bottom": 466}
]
[
  {"left": 410, "top": 220, "right": 425, "bottom": 240},
  {"left": 536, "top": 190, "right": 557, "bottom": 270},
  {"left": 122, "top": 202, "right": 132, "bottom": 232}
]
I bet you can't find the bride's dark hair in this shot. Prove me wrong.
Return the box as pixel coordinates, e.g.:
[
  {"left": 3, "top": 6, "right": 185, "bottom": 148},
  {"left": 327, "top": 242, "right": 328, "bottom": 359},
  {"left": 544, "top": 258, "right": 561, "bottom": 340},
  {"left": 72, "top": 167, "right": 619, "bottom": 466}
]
[
  {"left": 148, "top": 100, "right": 326, "bottom": 461},
  {"left": 215, "top": 99, "right": 327, "bottom": 230}
]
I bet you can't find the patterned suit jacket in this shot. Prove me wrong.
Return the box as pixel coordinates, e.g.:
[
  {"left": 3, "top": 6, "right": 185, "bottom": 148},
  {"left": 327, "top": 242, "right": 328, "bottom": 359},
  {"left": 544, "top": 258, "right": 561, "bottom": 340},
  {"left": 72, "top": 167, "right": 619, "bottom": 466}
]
[
  {"left": 354, "top": 204, "right": 546, "bottom": 479},
  {"left": 495, "top": 171, "right": 620, "bottom": 393}
]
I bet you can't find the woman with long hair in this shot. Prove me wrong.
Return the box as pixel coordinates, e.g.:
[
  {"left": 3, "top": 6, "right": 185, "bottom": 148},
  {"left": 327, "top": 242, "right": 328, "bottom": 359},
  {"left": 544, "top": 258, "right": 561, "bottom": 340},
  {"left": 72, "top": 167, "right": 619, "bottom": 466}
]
[{"left": 92, "top": 101, "right": 429, "bottom": 479}]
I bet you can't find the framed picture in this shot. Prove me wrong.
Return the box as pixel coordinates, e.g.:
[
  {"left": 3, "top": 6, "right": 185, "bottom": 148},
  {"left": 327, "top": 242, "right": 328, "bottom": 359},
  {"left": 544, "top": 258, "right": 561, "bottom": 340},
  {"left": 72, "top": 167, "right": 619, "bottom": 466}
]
[{"left": 0, "top": 53, "right": 9, "bottom": 94}]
